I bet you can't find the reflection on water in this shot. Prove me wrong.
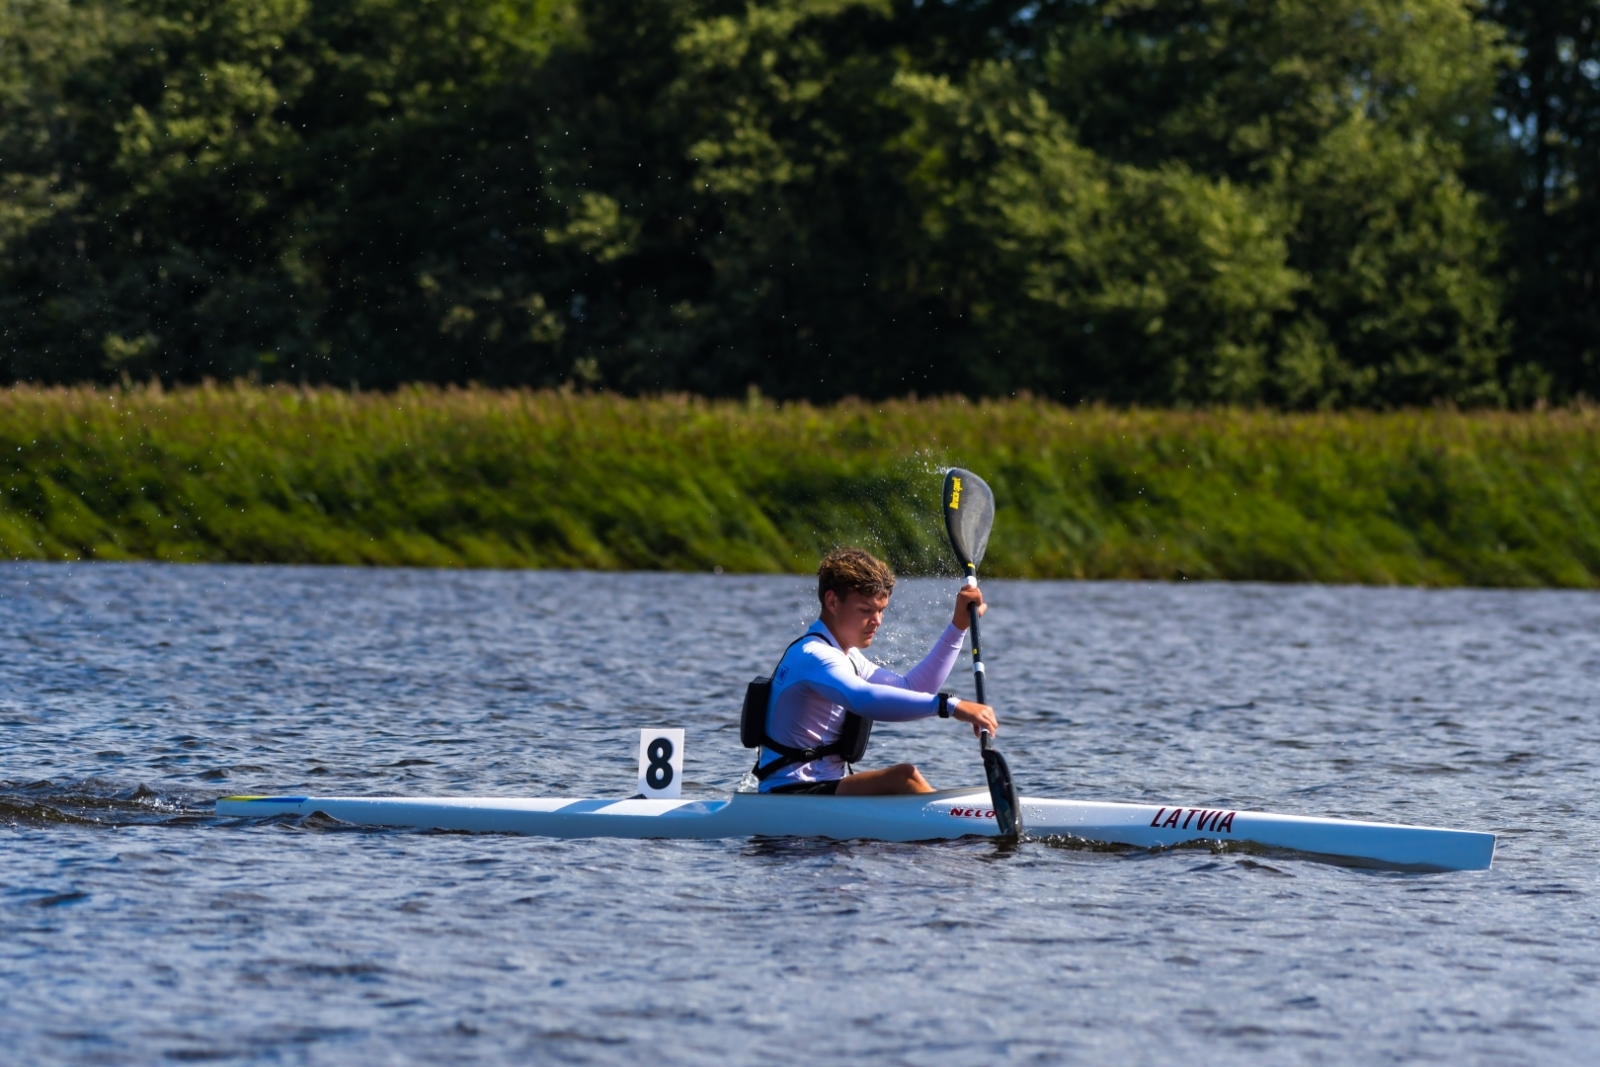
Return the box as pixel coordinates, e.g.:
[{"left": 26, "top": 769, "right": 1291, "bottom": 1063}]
[{"left": 2, "top": 563, "right": 1598, "bottom": 1064}]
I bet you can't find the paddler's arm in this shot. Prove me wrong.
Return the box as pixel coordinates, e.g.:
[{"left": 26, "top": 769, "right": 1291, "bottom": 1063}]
[
  {"left": 864, "top": 586, "right": 984, "bottom": 693},
  {"left": 799, "top": 651, "right": 999, "bottom": 735},
  {"left": 801, "top": 669, "right": 940, "bottom": 721}
]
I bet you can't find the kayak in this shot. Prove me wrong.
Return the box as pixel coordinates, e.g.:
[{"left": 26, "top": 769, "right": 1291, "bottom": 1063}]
[{"left": 216, "top": 788, "right": 1495, "bottom": 871}]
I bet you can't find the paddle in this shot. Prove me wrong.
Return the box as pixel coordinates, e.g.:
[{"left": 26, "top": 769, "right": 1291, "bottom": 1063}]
[{"left": 942, "top": 468, "right": 1022, "bottom": 840}]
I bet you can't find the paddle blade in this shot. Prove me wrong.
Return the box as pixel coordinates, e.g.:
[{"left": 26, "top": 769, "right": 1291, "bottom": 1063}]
[
  {"left": 980, "top": 732, "right": 1023, "bottom": 840},
  {"left": 943, "top": 468, "right": 995, "bottom": 570}
]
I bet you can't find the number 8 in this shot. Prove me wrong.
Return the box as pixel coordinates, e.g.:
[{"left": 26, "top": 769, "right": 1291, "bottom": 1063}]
[{"left": 646, "top": 737, "right": 675, "bottom": 790}]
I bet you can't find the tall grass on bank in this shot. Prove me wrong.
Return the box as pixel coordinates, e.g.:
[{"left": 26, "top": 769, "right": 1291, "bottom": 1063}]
[{"left": 3, "top": 384, "right": 1600, "bottom": 586}]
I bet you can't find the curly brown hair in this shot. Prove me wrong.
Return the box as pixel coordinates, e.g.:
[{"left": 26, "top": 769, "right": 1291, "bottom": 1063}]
[{"left": 817, "top": 547, "right": 896, "bottom": 607}]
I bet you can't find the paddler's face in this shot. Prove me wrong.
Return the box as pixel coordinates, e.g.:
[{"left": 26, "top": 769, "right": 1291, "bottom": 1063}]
[{"left": 823, "top": 590, "right": 891, "bottom": 650}]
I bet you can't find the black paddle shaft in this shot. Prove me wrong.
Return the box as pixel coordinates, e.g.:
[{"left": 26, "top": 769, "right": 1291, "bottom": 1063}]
[
  {"left": 967, "top": 595, "right": 987, "bottom": 706},
  {"left": 971, "top": 601, "right": 1019, "bottom": 839}
]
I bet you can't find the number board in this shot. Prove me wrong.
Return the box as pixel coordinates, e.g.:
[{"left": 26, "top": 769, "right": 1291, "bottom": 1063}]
[{"left": 637, "top": 728, "right": 685, "bottom": 799}]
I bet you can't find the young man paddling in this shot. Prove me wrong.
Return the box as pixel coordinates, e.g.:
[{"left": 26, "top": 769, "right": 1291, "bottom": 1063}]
[{"left": 757, "top": 548, "right": 999, "bottom": 795}]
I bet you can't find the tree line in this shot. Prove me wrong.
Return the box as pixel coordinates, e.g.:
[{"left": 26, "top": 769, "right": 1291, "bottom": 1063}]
[{"left": 1, "top": 0, "right": 1596, "bottom": 406}]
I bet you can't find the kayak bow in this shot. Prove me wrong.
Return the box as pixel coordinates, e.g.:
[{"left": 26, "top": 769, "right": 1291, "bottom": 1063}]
[{"left": 216, "top": 789, "right": 1495, "bottom": 872}]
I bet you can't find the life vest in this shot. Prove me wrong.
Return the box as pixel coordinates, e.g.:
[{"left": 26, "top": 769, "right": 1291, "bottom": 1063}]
[{"left": 741, "top": 633, "right": 872, "bottom": 781}]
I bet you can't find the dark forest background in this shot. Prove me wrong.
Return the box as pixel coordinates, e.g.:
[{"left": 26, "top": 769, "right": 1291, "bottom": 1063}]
[{"left": 2, "top": 0, "right": 1596, "bottom": 406}]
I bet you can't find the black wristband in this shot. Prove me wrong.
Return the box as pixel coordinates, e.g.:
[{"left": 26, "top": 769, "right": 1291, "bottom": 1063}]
[{"left": 938, "top": 692, "right": 952, "bottom": 718}]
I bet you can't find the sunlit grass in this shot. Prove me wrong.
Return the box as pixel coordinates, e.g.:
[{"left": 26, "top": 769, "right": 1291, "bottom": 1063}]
[{"left": 3, "top": 383, "right": 1599, "bottom": 586}]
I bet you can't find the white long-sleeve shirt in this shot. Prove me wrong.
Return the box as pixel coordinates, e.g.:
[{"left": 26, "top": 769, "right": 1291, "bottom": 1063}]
[{"left": 757, "top": 619, "right": 967, "bottom": 790}]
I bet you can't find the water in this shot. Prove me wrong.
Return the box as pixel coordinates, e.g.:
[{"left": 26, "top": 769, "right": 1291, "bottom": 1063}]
[{"left": 2, "top": 563, "right": 1597, "bottom": 1065}]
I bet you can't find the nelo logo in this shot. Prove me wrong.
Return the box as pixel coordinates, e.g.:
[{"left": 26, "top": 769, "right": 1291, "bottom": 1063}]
[{"left": 949, "top": 806, "right": 995, "bottom": 819}]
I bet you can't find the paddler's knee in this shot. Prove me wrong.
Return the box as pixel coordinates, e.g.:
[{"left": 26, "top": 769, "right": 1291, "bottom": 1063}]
[
  {"left": 836, "top": 762, "right": 935, "bottom": 795},
  {"left": 887, "top": 763, "right": 933, "bottom": 793}
]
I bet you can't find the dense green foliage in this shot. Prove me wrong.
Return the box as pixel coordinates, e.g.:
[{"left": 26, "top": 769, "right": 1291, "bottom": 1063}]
[
  {"left": 1487, "top": 2, "right": 1600, "bottom": 399},
  {"left": 1, "top": 1, "right": 1596, "bottom": 405},
  {"left": 5, "top": 385, "right": 1600, "bottom": 586}
]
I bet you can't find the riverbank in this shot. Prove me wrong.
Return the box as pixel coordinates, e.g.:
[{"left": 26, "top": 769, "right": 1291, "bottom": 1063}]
[{"left": 3, "top": 385, "right": 1598, "bottom": 586}]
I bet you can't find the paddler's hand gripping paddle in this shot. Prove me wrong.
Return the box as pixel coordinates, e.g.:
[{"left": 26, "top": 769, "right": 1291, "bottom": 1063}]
[{"left": 942, "top": 468, "right": 1022, "bottom": 841}]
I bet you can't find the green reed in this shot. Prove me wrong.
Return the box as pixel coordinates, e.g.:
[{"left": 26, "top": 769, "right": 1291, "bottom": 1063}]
[{"left": 3, "top": 384, "right": 1599, "bottom": 586}]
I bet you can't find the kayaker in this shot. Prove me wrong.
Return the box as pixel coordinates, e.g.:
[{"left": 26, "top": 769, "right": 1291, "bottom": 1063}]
[{"left": 756, "top": 547, "right": 999, "bottom": 795}]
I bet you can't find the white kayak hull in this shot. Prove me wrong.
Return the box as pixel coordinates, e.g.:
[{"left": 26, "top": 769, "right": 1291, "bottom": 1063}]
[{"left": 217, "top": 789, "right": 1495, "bottom": 872}]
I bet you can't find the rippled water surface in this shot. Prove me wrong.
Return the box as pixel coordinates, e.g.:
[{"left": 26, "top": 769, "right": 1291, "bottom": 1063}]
[{"left": 3, "top": 563, "right": 1598, "bottom": 1065}]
